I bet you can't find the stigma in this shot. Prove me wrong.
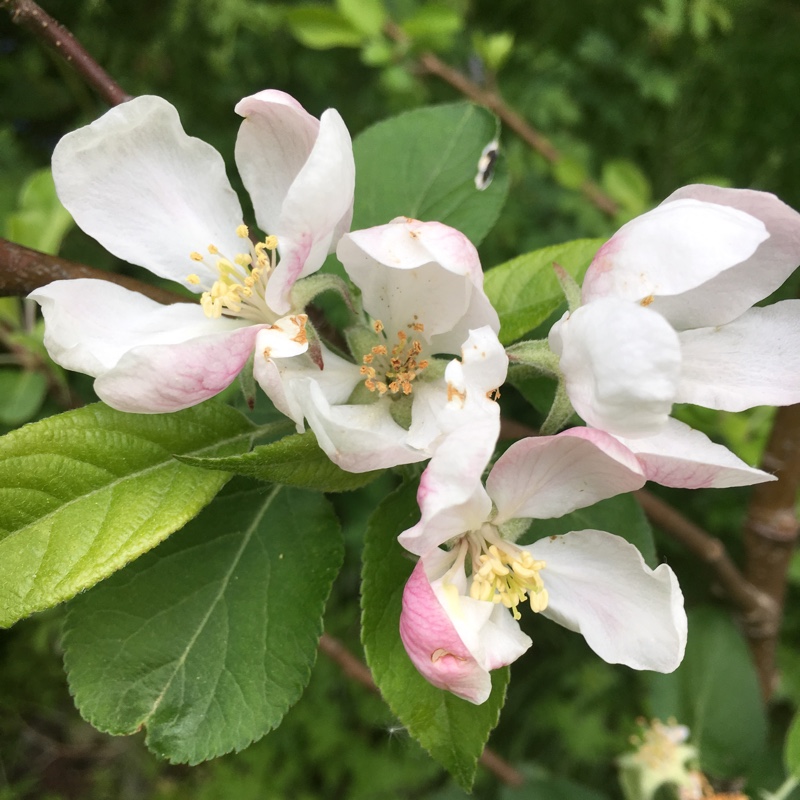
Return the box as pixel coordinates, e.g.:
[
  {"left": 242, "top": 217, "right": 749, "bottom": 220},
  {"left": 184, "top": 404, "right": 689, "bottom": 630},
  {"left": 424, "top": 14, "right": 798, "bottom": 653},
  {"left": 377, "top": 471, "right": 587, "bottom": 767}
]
[
  {"left": 187, "top": 225, "right": 279, "bottom": 322},
  {"left": 360, "top": 319, "right": 429, "bottom": 396}
]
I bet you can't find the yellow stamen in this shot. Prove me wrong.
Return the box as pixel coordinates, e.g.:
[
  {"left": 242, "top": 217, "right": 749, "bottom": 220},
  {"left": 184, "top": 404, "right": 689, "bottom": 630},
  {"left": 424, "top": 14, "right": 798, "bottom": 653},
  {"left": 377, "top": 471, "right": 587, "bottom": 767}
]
[
  {"left": 186, "top": 274, "right": 201, "bottom": 286},
  {"left": 190, "top": 251, "right": 204, "bottom": 262},
  {"left": 236, "top": 224, "right": 250, "bottom": 238}
]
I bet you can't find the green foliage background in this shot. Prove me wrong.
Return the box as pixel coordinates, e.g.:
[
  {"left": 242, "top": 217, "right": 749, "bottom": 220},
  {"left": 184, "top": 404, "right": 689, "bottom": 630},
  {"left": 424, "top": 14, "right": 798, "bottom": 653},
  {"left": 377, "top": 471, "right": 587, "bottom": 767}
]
[{"left": 1, "top": 0, "right": 800, "bottom": 797}]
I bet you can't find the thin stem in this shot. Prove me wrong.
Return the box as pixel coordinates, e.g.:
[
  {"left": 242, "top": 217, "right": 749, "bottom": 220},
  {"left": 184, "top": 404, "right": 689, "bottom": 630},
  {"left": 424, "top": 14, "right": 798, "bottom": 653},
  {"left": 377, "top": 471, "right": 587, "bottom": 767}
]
[
  {"left": 2, "top": 0, "right": 131, "bottom": 107},
  {"left": 742, "top": 403, "right": 800, "bottom": 700},
  {"left": 0, "top": 238, "right": 188, "bottom": 306},
  {"left": 318, "top": 633, "right": 525, "bottom": 787},
  {"left": 762, "top": 775, "right": 800, "bottom": 800}
]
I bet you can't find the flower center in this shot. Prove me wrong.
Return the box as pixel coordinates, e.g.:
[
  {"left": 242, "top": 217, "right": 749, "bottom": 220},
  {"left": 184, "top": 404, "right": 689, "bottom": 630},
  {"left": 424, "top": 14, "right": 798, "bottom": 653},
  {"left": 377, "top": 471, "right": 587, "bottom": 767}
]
[
  {"left": 359, "top": 319, "right": 430, "bottom": 396},
  {"left": 187, "top": 225, "right": 278, "bottom": 322},
  {"left": 465, "top": 528, "right": 548, "bottom": 620}
]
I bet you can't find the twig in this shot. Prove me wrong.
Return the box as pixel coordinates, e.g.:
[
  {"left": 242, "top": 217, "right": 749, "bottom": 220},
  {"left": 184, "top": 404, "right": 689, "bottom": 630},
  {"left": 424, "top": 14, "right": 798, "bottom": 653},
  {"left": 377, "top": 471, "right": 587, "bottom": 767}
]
[
  {"left": 636, "top": 489, "right": 776, "bottom": 621},
  {"left": 1, "top": 0, "right": 131, "bottom": 107},
  {"left": 0, "top": 238, "right": 188, "bottom": 306},
  {"left": 318, "top": 633, "right": 525, "bottom": 787},
  {"left": 742, "top": 403, "right": 800, "bottom": 700}
]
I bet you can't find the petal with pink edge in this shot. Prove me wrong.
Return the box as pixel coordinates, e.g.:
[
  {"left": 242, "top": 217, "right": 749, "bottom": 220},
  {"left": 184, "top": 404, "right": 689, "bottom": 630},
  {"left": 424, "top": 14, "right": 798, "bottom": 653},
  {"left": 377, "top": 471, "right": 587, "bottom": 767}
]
[
  {"left": 677, "top": 301, "right": 800, "bottom": 411},
  {"left": 650, "top": 185, "right": 800, "bottom": 329},
  {"left": 582, "top": 199, "right": 767, "bottom": 308},
  {"left": 30, "top": 279, "right": 245, "bottom": 378},
  {"left": 52, "top": 96, "right": 244, "bottom": 289},
  {"left": 614, "top": 418, "right": 775, "bottom": 489},
  {"left": 528, "top": 530, "right": 687, "bottom": 672},
  {"left": 487, "top": 428, "right": 645, "bottom": 526},
  {"left": 549, "top": 299, "right": 681, "bottom": 438}
]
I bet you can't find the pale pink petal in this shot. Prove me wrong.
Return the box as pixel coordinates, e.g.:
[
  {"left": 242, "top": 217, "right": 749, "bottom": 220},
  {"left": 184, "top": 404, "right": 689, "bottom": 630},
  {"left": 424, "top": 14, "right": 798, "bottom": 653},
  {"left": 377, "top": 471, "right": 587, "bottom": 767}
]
[
  {"left": 94, "top": 325, "right": 263, "bottom": 413},
  {"left": 30, "top": 279, "right": 245, "bottom": 378},
  {"left": 651, "top": 185, "right": 800, "bottom": 328},
  {"left": 337, "top": 219, "right": 499, "bottom": 354},
  {"left": 52, "top": 96, "right": 243, "bottom": 289},
  {"left": 487, "top": 428, "right": 645, "bottom": 526},
  {"left": 615, "top": 418, "right": 775, "bottom": 488},
  {"left": 400, "top": 556, "right": 493, "bottom": 704},
  {"left": 582, "top": 199, "right": 767, "bottom": 309},
  {"left": 676, "top": 301, "right": 800, "bottom": 410},
  {"left": 529, "top": 531, "right": 687, "bottom": 672},
  {"left": 549, "top": 299, "right": 681, "bottom": 437}
]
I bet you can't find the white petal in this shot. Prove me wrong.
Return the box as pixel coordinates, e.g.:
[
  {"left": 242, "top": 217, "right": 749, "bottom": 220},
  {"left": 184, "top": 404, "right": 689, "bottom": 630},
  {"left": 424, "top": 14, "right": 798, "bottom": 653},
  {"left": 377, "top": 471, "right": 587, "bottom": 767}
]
[
  {"left": 487, "top": 428, "right": 645, "bottom": 526},
  {"left": 677, "top": 301, "right": 800, "bottom": 410},
  {"left": 338, "top": 219, "right": 499, "bottom": 354},
  {"left": 255, "top": 314, "right": 309, "bottom": 359},
  {"left": 52, "top": 96, "right": 243, "bottom": 288},
  {"left": 529, "top": 531, "right": 687, "bottom": 672},
  {"left": 550, "top": 299, "right": 681, "bottom": 437},
  {"left": 651, "top": 185, "right": 800, "bottom": 328},
  {"left": 582, "top": 199, "right": 768, "bottom": 313},
  {"left": 615, "top": 418, "right": 775, "bottom": 489},
  {"left": 30, "top": 278, "right": 244, "bottom": 377}
]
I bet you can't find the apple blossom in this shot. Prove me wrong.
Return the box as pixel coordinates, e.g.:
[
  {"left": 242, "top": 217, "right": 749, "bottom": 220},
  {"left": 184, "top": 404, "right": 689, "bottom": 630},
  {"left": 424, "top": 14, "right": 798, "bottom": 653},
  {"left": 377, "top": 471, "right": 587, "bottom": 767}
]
[
  {"left": 398, "top": 426, "right": 686, "bottom": 704},
  {"left": 255, "top": 217, "right": 504, "bottom": 472},
  {"left": 30, "top": 90, "right": 354, "bottom": 413},
  {"left": 549, "top": 185, "right": 800, "bottom": 488}
]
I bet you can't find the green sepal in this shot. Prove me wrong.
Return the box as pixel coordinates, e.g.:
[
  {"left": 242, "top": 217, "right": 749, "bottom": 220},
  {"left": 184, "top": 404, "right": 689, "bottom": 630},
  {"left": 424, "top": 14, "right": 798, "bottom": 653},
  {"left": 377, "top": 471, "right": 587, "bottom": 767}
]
[
  {"left": 291, "top": 272, "right": 359, "bottom": 319},
  {"left": 505, "top": 338, "right": 561, "bottom": 377}
]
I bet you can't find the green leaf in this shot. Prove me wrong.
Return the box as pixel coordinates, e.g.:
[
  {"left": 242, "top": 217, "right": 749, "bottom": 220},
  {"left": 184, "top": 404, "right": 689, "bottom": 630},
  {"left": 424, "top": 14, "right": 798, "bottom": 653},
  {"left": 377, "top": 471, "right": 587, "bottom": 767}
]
[
  {"left": 484, "top": 238, "right": 604, "bottom": 345},
  {"left": 63, "top": 482, "right": 343, "bottom": 763},
  {"left": 6, "top": 168, "right": 73, "bottom": 255},
  {"left": 0, "top": 368, "right": 47, "bottom": 426},
  {"left": 401, "top": 4, "right": 463, "bottom": 49},
  {"left": 525, "top": 492, "right": 656, "bottom": 567},
  {"left": 286, "top": 6, "right": 364, "bottom": 49},
  {"left": 177, "top": 429, "right": 381, "bottom": 492},
  {"left": 361, "top": 481, "right": 508, "bottom": 791},
  {"left": 352, "top": 103, "right": 509, "bottom": 246},
  {"left": 786, "top": 709, "right": 800, "bottom": 777},
  {"left": 336, "top": 0, "right": 386, "bottom": 37},
  {"left": 601, "top": 158, "right": 652, "bottom": 218},
  {"left": 646, "top": 605, "right": 767, "bottom": 777},
  {"left": 0, "top": 401, "right": 254, "bottom": 628}
]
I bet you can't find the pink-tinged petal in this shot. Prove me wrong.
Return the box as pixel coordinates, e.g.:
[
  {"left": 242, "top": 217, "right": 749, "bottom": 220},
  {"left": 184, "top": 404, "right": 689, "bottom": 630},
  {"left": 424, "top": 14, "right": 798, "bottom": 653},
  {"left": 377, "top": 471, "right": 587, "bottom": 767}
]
[
  {"left": 651, "top": 185, "right": 800, "bottom": 328},
  {"left": 253, "top": 344, "right": 360, "bottom": 430},
  {"left": 52, "top": 96, "right": 243, "bottom": 289},
  {"left": 615, "top": 418, "right": 775, "bottom": 489},
  {"left": 582, "top": 199, "right": 767, "bottom": 309},
  {"left": 234, "top": 90, "right": 321, "bottom": 235},
  {"left": 338, "top": 219, "right": 499, "bottom": 354},
  {"left": 676, "top": 301, "right": 800, "bottom": 410},
  {"left": 458, "top": 325, "right": 509, "bottom": 395},
  {"left": 400, "top": 557, "right": 493, "bottom": 704},
  {"left": 30, "top": 279, "right": 245, "bottom": 378},
  {"left": 488, "top": 428, "right": 645, "bottom": 526},
  {"left": 549, "top": 299, "right": 681, "bottom": 437},
  {"left": 289, "top": 379, "right": 426, "bottom": 472},
  {"left": 94, "top": 325, "right": 263, "bottom": 413},
  {"left": 529, "top": 531, "right": 687, "bottom": 672}
]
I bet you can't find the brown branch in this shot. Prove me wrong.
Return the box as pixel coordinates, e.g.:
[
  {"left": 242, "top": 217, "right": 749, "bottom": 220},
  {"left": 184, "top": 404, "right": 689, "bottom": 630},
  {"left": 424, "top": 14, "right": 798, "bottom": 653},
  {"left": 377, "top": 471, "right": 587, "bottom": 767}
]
[
  {"left": 742, "top": 403, "right": 800, "bottom": 700},
  {"left": 318, "top": 633, "right": 525, "bottom": 787},
  {"left": 0, "top": 238, "right": 188, "bottom": 306},
  {"left": 382, "top": 24, "right": 618, "bottom": 218},
  {"left": 2, "top": 0, "right": 131, "bottom": 107},
  {"left": 636, "top": 489, "right": 776, "bottom": 620}
]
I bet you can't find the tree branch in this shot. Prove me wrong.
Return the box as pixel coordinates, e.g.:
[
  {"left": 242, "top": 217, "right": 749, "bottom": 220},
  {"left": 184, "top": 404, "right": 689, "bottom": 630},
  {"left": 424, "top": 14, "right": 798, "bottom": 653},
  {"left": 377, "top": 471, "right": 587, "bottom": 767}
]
[
  {"left": 0, "top": 238, "right": 188, "bottom": 306},
  {"left": 2, "top": 0, "right": 131, "bottom": 107},
  {"left": 742, "top": 403, "right": 800, "bottom": 700},
  {"left": 318, "top": 633, "right": 525, "bottom": 788}
]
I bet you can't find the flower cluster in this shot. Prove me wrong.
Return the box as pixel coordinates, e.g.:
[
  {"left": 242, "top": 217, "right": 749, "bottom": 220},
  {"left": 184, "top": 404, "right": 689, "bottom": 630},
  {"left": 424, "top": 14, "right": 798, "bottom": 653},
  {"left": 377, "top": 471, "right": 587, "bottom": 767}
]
[{"left": 32, "top": 89, "right": 800, "bottom": 704}]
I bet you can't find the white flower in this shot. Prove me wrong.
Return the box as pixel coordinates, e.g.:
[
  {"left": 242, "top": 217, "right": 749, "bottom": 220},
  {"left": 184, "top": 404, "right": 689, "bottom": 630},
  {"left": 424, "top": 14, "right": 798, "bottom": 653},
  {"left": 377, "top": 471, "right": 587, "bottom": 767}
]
[
  {"left": 30, "top": 90, "right": 354, "bottom": 412},
  {"left": 255, "top": 217, "right": 504, "bottom": 471},
  {"left": 549, "top": 185, "right": 800, "bottom": 487},
  {"left": 398, "top": 426, "right": 686, "bottom": 704}
]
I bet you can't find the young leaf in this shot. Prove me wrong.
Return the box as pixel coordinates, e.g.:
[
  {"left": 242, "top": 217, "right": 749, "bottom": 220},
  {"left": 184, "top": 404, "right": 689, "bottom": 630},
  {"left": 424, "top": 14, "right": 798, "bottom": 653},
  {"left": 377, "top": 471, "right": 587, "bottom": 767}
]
[
  {"left": 63, "top": 481, "right": 343, "bottom": 763},
  {"left": 0, "top": 368, "right": 48, "bottom": 426},
  {"left": 177, "top": 429, "right": 381, "bottom": 492},
  {"left": 785, "top": 709, "right": 800, "bottom": 777},
  {"left": 0, "top": 401, "right": 253, "bottom": 628},
  {"left": 352, "top": 103, "right": 508, "bottom": 246},
  {"left": 361, "top": 481, "right": 509, "bottom": 792},
  {"left": 484, "top": 238, "right": 605, "bottom": 345},
  {"left": 646, "top": 605, "right": 767, "bottom": 777}
]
